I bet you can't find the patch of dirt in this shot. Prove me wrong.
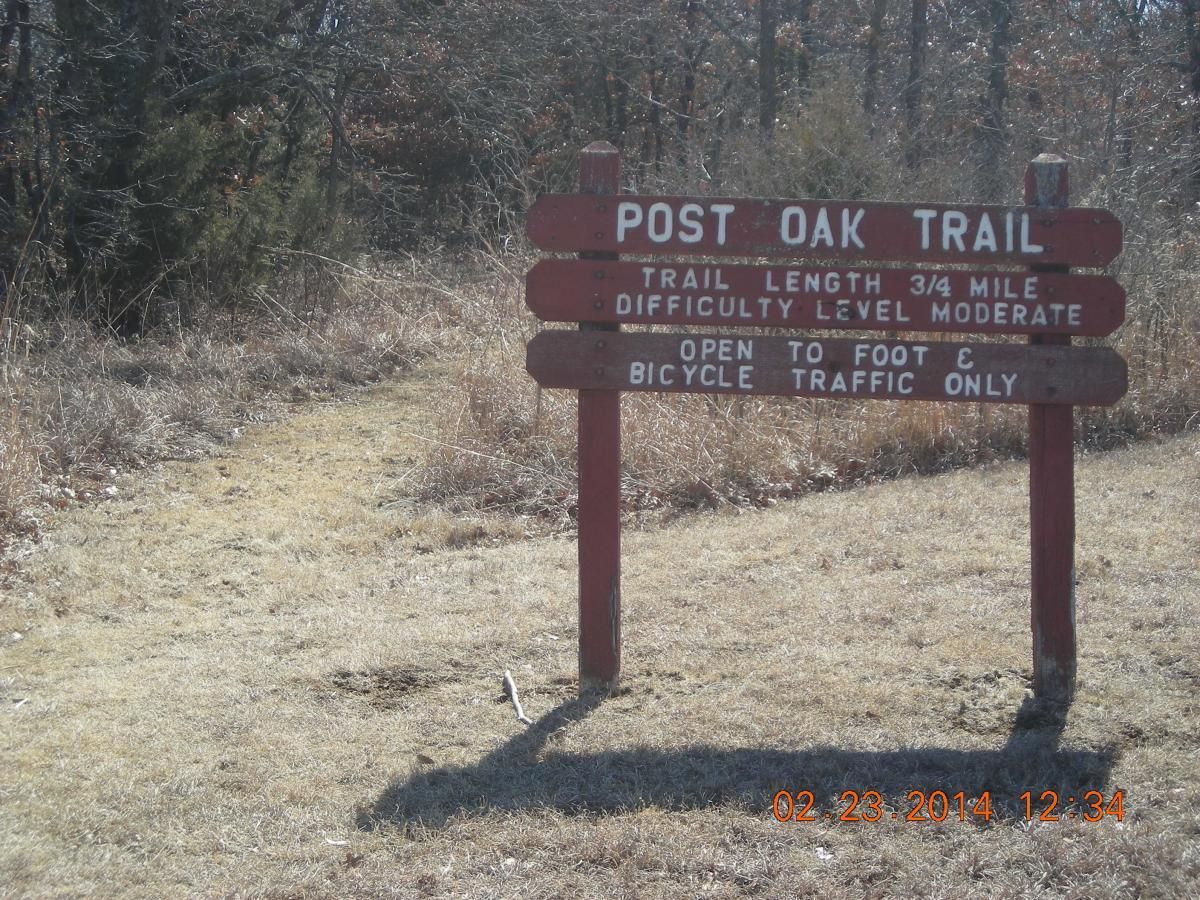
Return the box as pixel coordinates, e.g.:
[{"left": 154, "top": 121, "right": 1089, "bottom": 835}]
[{"left": 325, "top": 666, "right": 445, "bottom": 706}]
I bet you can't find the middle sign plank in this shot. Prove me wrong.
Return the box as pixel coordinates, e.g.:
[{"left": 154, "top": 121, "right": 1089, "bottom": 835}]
[
  {"left": 526, "top": 260, "right": 1126, "bottom": 337},
  {"left": 526, "top": 331, "right": 1129, "bottom": 406}
]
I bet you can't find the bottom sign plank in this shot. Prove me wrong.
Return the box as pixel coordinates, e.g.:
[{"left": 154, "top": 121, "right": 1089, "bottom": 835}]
[{"left": 526, "top": 331, "right": 1127, "bottom": 406}]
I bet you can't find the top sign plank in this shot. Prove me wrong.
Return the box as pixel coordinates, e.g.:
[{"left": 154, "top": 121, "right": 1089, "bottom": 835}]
[{"left": 526, "top": 195, "right": 1123, "bottom": 267}]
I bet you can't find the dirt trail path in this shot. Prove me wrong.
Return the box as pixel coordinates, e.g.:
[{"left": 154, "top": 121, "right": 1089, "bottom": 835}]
[
  {"left": 0, "top": 359, "right": 578, "bottom": 895},
  {"left": 12, "top": 362, "right": 438, "bottom": 621},
  {"left": 1, "top": 359, "right": 1198, "bottom": 898}
]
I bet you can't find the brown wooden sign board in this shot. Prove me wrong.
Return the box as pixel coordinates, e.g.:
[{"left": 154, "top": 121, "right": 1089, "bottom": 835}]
[
  {"left": 527, "top": 195, "right": 1123, "bottom": 267},
  {"left": 527, "top": 331, "right": 1128, "bottom": 406},
  {"left": 528, "top": 143, "right": 1126, "bottom": 702},
  {"left": 526, "top": 259, "right": 1126, "bottom": 337}
]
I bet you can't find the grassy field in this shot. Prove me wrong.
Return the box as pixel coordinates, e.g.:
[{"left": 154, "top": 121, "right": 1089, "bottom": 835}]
[{"left": 1, "top": 357, "right": 1198, "bottom": 899}]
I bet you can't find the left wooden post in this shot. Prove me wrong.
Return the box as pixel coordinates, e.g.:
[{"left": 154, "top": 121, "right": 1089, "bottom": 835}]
[{"left": 576, "top": 142, "right": 622, "bottom": 693}]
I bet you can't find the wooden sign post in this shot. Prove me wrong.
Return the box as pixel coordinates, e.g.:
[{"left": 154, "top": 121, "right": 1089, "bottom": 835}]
[
  {"left": 575, "top": 144, "right": 622, "bottom": 692},
  {"left": 1026, "top": 155, "right": 1077, "bottom": 701},
  {"left": 526, "top": 144, "right": 1126, "bottom": 699}
]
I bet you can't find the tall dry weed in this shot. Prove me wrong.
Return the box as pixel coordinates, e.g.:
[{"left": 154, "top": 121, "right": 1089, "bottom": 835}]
[{"left": 1, "top": 321, "right": 43, "bottom": 546}]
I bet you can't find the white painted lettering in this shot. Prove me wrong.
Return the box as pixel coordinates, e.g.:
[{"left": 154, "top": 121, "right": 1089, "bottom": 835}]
[
  {"left": 1020, "top": 212, "right": 1045, "bottom": 254},
  {"left": 647, "top": 202, "right": 672, "bottom": 243},
  {"left": 810, "top": 208, "right": 835, "bottom": 248},
  {"left": 973, "top": 213, "right": 998, "bottom": 252},
  {"left": 914, "top": 209, "right": 938, "bottom": 249},
  {"left": 616, "top": 202, "right": 642, "bottom": 243},
  {"left": 711, "top": 204, "right": 735, "bottom": 246},
  {"left": 678, "top": 203, "right": 704, "bottom": 244},
  {"left": 842, "top": 209, "right": 866, "bottom": 249},
  {"left": 943, "top": 211, "right": 969, "bottom": 252},
  {"left": 781, "top": 207, "right": 807, "bottom": 246}
]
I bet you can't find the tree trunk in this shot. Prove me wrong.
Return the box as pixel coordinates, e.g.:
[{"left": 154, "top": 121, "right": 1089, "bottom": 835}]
[
  {"left": 614, "top": 72, "right": 628, "bottom": 148},
  {"left": 904, "top": 0, "right": 927, "bottom": 169},
  {"left": 1117, "top": 11, "right": 1141, "bottom": 173},
  {"left": 1186, "top": 0, "right": 1200, "bottom": 204},
  {"left": 677, "top": 1, "right": 700, "bottom": 168},
  {"left": 784, "top": 0, "right": 814, "bottom": 97},
  {"left": 864, "top": 0, "right": 889, "bottom": 129},
  {"left": 325, "top": 69, "right": 350, "bottom": 229},
  {"left": 642, "top": 36, "right": 664, "bottom": 178},
  {"left": 0, "top": 1, "right": 22, "bottom": 235},
  {"left": 600, "top": 60, "right": 615, "bottom": 142},
  {"left": 759, "top": 0, "right": 776, "bottom": 135},
  {"left": 979, "top": 0, "right": 1013, "bottom": 202}
]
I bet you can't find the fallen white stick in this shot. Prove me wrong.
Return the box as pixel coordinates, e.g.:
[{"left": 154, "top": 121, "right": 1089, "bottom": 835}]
[{"left": 502, "top": 670, "right": 532, "bottom": 725}]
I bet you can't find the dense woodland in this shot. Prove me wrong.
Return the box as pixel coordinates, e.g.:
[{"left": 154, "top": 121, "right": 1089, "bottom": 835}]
[{"left": 2, "top": 1, "right": 1199, "bottom": 333}]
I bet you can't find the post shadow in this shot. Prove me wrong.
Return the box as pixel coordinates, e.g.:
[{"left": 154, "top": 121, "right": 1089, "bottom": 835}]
[{"left": 356, "top": 687, "right": 1113, "bottom": 831}]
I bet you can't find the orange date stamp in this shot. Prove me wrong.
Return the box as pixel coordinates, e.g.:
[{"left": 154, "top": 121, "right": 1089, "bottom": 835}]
[{"left": 771, "top": 789, "right": 1125, "bottom": 824}]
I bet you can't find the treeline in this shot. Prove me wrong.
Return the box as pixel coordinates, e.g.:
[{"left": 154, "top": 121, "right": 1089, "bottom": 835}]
[{"left": 2, "top": 0, "right": 1198, "bottom": 332}]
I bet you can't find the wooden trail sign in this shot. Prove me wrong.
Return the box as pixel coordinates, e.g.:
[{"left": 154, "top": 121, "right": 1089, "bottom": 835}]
[
  {"left": 527, "top": 332, "right": 1128, "bottom": 405},
  {"left": 527, "top": 194, "right": 1123, "bottom": 267},
  {"left": 526, "top": 259, "right": 1126, "bottom": 336},
  {"left": 525, "top": 142, "right": 1127, "bottom": 702}
]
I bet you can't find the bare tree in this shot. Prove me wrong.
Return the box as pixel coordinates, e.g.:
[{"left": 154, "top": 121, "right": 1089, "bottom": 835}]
[
  {"left": 904, "top": 0, "right": 927, "bottom": 168},
  {"left": 864, "top": 0, "right": 889, "bottom": 127},
  {"left": 760, "top": 0, "right": 776, "bottom": 135},
  {"left": 980, "top": 0, "right": 1013, "bottom": 201},
  {"left": 1179, "top": 0, "right": 1200, "bottom": 202}
]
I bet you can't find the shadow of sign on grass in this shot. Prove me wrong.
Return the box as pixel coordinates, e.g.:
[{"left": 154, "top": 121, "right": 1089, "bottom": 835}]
[{"left": 357, "top": 694, "right": 1117, "bottom": 830}]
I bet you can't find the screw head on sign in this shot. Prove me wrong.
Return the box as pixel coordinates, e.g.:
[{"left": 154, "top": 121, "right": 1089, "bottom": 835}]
[
  {"left": 595, "top": 367, "right": 605, "bottom": 377},
  {"left": 596, "top": 340, "right": 606, "bottom": 350},
  {"left": 594, "top": 231, "right": 604, "bottom": 239},
  {"left": 593, "top": 300, "right": 604, "bottom": 310}
]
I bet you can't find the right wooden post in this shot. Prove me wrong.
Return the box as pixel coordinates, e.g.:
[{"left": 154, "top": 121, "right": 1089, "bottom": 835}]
[{"left": 1025, "top": 154, "right": 1076, "bottom": 701}]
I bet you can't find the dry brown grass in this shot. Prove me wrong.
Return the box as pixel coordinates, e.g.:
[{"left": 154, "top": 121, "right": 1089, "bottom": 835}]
[
  {"left": 0, "top": 262, "right": 447, "bottom": 554},
  {"left": 1, "top": 356, "right": 1197, "bottom": 898}
]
